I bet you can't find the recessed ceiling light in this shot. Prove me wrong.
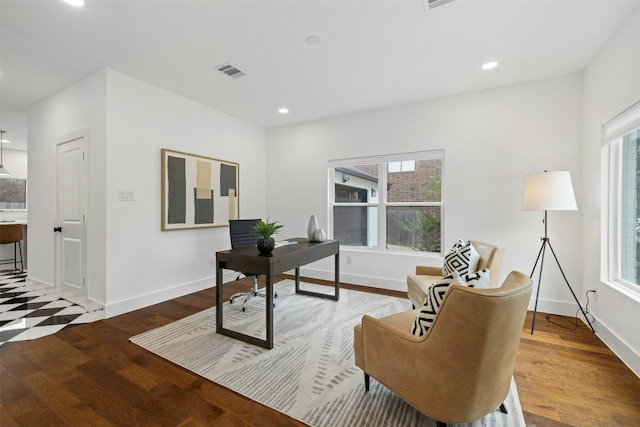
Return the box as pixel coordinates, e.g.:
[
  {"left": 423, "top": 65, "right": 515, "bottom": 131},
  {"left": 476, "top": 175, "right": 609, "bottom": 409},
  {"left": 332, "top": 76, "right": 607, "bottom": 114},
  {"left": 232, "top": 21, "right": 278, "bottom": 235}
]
[
  {"left": 278, "top": 107, "right": 289, "bottom": 115},
  {"left": 482, "top": 61, "right": 498, "bottom": 70},
  {"left": 1, "top": 139, "right": 10, "bottom": 143},
  {"left": 305, "top": 36, "right": 320, "bottom": 46},
  {"left": 63, "top": 0, "right": 85, "bottom": 6}
]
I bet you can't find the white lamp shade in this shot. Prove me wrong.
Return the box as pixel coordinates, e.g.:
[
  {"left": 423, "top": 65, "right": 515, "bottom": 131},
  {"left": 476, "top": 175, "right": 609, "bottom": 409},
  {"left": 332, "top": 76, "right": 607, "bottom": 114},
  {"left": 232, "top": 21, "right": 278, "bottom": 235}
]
[{"left": 522, "top": 171, "right": 577, "bottom": 211}]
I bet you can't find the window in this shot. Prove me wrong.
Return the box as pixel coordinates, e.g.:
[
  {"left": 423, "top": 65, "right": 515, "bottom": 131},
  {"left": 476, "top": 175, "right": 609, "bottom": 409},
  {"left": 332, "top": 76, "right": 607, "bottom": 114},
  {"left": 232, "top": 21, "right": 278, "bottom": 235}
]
[
  {"left": 388, "top": 160, "right": 415, "bottom": 173},
  {"left": 603, "top": 100, "right": 640, "bottom": 294},
  {"left": 0, "top": 178, "right": 27, "bottom": 209},
  {"left": 329, "top": 151, "right": 443, "bottom": 253}
]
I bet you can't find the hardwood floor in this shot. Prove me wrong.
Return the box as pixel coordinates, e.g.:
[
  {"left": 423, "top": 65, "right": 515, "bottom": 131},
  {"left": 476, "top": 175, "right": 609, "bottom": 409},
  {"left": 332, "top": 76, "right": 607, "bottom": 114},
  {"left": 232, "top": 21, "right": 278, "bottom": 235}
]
[{"left": 1, "top": 276, "right": 639, "bottom": 426}]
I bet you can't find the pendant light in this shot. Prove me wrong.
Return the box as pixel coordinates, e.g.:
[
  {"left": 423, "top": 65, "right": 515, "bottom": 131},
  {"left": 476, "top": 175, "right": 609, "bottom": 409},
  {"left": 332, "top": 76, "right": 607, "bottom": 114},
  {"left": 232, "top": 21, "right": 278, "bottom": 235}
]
[{"left": 0, "top": 130, "right": 11, "bottom": 176}]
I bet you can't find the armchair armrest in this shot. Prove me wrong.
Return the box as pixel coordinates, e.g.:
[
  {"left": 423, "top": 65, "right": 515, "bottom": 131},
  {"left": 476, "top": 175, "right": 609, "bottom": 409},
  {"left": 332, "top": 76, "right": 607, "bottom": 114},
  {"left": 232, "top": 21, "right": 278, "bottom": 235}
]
[
  {"left": 415, "top": 265, "right": 442, "bottom": 276},
  {"left": 361, "top": 314, "right": 424, "bottom": 397}
]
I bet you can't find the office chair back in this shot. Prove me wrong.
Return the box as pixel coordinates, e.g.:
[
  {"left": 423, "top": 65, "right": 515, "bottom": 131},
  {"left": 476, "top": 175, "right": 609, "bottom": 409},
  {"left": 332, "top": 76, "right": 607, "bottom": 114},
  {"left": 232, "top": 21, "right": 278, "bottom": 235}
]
[
  {"left": 229, "top": 219, "right": 261, "bottom": 249},
  {"left": 0, "top": 224, "right": 24, "bottom": 272}
]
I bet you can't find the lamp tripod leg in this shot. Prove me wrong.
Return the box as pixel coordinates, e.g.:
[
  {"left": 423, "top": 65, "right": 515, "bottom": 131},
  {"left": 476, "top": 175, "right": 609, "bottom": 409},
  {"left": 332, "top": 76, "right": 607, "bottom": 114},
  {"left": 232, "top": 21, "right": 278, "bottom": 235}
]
[
  {"left": 545, "top": 240, "right": 596, "bottom": 334},
  {"left": 530, "top": 239, "right": 547, "bottom": 334}
]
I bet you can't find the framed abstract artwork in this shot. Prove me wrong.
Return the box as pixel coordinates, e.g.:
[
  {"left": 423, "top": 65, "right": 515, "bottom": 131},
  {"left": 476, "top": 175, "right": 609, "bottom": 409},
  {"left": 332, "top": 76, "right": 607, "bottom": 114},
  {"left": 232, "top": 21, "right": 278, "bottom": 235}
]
[{"left": 161, "top": 148, "right": 239, "bottom": 231}]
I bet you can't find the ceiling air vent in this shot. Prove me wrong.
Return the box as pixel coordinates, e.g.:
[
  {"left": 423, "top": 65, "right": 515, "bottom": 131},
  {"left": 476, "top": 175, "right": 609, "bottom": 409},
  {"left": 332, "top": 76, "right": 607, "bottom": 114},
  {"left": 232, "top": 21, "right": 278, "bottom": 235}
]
[
  {"left": 215, "top": 63, "right": 245, "bottom": 79},
  {"left": 424, "top": 0, "right": 455, "bottom": 9}
]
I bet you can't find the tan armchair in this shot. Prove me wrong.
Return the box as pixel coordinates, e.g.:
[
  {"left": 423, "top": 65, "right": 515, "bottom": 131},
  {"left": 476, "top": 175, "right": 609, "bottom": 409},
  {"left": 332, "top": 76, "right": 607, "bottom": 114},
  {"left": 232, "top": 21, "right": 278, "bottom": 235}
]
[
  {"left": 354, "top": 271, "right": 532, "bottom": 426},
  {"left": 407, "top": 240, "right": 505, "bottom": 308}
]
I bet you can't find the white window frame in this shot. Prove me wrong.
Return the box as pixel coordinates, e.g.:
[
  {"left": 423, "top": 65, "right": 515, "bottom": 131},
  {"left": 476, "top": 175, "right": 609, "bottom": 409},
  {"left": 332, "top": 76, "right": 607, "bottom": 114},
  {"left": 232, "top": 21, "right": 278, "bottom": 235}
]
[
  {"left": 328, "top": 150, "right": 444, "bottom": 253},
  {"left": 602, "top": 100, "right": 640, "bottom": 299}
]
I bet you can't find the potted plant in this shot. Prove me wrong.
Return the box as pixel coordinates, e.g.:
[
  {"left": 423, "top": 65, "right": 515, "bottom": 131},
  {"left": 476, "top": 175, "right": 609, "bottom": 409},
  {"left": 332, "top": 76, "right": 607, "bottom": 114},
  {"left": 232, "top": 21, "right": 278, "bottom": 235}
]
[{"left": 253, "top": 218, "right": 284, "bottom": 255}]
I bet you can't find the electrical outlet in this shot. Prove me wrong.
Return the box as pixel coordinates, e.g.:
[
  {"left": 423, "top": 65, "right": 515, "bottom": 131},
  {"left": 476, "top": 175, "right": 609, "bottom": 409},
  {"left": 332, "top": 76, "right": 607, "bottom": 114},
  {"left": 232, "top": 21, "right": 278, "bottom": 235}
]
[
  {"left": 210, "top": 258, "right": 215, "bottom": 267},
  {"left": 591, "top": 289, "right": 598, "bottom": 302},
  {"left": 346, "top": 255, "right": 352, "bottom": 265}
]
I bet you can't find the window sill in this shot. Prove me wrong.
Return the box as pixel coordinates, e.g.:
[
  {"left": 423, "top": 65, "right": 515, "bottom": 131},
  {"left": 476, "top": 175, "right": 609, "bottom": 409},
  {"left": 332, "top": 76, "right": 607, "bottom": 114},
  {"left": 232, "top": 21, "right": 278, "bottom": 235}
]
[{"left": 601, "top": 279, "right": 640, "bottom": 304}]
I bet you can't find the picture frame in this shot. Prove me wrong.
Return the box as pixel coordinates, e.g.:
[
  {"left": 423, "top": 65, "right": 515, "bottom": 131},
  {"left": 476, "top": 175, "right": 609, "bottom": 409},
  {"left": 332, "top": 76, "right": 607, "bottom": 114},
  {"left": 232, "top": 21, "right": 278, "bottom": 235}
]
[{"left": 161, "top": 148, "right": 239, "bottom": 231}]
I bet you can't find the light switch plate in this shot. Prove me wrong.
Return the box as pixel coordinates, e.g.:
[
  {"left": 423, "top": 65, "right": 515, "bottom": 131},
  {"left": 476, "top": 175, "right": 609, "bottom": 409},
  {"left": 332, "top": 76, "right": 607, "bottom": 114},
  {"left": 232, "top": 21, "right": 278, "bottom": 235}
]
[{"left": 118, "top": 190, "right": 136, "bottom": 201}]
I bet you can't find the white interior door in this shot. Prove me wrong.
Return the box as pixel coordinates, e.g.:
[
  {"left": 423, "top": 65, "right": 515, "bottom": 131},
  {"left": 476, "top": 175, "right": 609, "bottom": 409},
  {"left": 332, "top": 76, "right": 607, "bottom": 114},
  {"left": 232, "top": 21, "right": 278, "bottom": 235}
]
[{"left": 55, "top": 130, "right": 88, "bottom": 304}]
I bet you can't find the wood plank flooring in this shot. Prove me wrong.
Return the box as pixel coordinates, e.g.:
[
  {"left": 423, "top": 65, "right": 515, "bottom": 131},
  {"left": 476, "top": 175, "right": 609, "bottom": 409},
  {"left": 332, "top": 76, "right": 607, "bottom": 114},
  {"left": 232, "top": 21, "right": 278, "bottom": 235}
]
[{"left": 1, "top": 276, "right": 639, "bottom": 426}]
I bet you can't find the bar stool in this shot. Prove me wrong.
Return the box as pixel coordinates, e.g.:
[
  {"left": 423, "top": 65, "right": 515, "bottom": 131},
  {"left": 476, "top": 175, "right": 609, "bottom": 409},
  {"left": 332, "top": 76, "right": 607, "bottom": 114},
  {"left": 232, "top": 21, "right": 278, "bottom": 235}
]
[{"left": 0, "top": 224, "right": 24, "bottom": 272}]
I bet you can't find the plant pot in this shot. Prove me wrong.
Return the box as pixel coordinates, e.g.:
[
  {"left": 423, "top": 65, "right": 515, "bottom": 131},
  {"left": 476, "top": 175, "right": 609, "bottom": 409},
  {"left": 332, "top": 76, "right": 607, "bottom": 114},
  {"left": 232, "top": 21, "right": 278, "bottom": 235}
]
[{"left": 257, "top": 237, "right": 275, "bottom": 255}]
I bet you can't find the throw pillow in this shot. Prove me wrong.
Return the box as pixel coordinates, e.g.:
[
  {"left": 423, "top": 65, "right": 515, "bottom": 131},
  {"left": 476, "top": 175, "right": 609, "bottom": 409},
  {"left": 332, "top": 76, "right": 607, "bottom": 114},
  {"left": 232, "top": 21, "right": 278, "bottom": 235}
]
[
  {"left": 411, "top": 278, "right": 454, "bottom": 337},
  {"left": 411, "top": 269, "right": 491, "bottom": 337},
  {"left": 459, "top": 268, "right": 491, "bottom": 289},
  {"left": 442, "top": 240, "right": 480, "bottom": 277}
]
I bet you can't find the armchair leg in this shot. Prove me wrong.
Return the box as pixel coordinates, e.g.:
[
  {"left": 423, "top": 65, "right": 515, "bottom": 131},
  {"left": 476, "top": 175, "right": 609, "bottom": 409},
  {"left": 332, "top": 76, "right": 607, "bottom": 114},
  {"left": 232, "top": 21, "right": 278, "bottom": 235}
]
[
  {"left": 434, "top": 402, "right": 505, "bottom": 427},
  {"left": 364, "top": 373, "right": 370, "bottom": 392}
]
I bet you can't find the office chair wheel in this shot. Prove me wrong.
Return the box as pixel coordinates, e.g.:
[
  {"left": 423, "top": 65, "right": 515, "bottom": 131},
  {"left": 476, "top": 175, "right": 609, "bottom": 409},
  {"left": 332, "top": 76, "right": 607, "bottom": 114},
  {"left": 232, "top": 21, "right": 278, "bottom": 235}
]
[{"left": 275, "top": 291, "right": 278, "bottom": 298}]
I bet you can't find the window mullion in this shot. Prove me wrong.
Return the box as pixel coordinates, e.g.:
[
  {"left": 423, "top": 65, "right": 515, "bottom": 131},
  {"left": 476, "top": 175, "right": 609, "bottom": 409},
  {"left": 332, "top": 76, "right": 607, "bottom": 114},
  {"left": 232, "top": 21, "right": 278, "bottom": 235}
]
[{"left": 379, "top": 162, "right": 388, "bottom": 250}]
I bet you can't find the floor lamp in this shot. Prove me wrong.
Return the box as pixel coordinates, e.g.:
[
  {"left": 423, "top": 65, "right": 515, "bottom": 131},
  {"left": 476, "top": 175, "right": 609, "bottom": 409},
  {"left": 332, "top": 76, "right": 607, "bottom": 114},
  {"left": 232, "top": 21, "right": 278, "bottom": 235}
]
[{"left": 522, "top": 170, "right": 595, "bottom": 334}]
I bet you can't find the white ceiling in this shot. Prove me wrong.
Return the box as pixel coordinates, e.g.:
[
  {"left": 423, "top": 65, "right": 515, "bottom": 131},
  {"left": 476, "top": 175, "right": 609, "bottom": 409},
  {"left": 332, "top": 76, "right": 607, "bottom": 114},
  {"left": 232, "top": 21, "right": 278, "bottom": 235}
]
[{"left": 1, "top": 0, "right": 639, "bottom": 151}]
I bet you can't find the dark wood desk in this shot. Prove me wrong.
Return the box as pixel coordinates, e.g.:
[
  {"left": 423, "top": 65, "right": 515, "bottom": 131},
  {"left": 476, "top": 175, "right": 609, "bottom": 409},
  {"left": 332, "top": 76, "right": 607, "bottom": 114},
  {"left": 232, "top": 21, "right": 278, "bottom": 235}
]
[{"left": 215, "top": 238, "right": 339, "bottom": 349}]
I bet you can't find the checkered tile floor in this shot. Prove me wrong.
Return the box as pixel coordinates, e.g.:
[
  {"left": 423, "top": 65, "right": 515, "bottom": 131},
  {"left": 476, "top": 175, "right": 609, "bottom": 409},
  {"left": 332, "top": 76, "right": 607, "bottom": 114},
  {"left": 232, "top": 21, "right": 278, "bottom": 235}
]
[{"left": 0, "top": 270, "right": 104, "bottom": 346}]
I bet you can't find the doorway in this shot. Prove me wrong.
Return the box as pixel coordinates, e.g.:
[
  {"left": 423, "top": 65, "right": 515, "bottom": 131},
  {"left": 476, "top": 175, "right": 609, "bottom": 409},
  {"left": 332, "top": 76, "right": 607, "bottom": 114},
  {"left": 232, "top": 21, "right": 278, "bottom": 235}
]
[{"left": 55, "top": 129, "right": 89, "bottom": 304}]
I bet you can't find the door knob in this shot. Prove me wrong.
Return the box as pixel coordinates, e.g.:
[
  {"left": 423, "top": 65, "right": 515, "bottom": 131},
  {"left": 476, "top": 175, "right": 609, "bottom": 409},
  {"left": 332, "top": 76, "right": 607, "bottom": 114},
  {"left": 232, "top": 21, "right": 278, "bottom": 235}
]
[{"left": 53, "top": 227, "right": 62, "bottom": 232}]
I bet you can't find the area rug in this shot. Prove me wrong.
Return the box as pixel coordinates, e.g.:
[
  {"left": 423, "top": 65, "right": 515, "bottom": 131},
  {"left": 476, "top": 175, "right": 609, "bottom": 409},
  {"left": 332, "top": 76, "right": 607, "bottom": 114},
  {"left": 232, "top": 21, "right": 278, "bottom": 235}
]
[{"left": 130, "top": 280, "right": 525, "bottom": 426}]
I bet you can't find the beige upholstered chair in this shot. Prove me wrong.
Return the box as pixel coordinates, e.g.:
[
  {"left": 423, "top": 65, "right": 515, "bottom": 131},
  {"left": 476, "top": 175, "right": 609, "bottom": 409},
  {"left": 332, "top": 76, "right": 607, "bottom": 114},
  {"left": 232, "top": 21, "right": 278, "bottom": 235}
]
[
  {"left": 407, "top": 240, "right": 505, "bottom": 308},
  {"left": 354, "top": 271, "right": 532, "bottom": 426}
]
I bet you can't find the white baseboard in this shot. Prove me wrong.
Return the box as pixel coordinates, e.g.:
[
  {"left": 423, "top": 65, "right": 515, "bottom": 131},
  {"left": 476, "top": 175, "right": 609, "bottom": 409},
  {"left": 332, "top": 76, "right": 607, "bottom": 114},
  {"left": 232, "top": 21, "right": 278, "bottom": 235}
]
[
  {"left": 104, "top": 273, "right": 225, "bottom": 318},
  {"left": 298, "top": 267, "right": 407, "bottom": 293},
  {"left": 23, "top": 275, "right": 55, "bottom": 290},
  {"left": 594, "top": 316, "right": 640, "bottom": 377},
  {"left": 528, "top": 296, "right": 588, "bottom": 317},
  {"left": 23, "top": 275, "right": 105, "bottom": 312}
]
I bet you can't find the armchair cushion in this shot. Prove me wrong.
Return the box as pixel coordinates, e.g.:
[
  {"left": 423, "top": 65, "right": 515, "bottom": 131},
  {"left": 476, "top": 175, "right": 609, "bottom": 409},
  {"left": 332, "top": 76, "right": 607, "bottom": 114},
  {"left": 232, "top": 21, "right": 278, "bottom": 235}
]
[{"left": 442, "top": 239, "right": 480, "bottom": 277}]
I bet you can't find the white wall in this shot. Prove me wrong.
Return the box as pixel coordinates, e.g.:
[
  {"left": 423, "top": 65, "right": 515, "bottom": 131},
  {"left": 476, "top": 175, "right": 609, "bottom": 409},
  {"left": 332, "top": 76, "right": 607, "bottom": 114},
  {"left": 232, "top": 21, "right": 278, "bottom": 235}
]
[
  {"left": 104, "top": 69, "right": 266, "bottom": 316},
  {"left": 267, "top": 73, "right": 584, "bottom": 318},
  {"left": 28, "top": 68, "right": 267, "bottom": 317},
  {"left": 582, "top": 4, "right": 640, "bottom": 376},
  {"left": 1, "top": 149, "right": 27, "bottom": 178},
  {"left": 28, "top": 69, "right": 108, "bottom": 298}
]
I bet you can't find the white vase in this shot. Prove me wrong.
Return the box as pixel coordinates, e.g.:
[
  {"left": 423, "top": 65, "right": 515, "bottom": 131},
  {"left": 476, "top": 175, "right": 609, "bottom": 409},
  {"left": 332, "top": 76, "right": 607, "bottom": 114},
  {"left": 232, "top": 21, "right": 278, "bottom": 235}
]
[
  {"left": 314, "top": 228, "right": 327, "bottom": 242},
  {"left": 307, "top": 215, "right": 319, "bottom": 240}
]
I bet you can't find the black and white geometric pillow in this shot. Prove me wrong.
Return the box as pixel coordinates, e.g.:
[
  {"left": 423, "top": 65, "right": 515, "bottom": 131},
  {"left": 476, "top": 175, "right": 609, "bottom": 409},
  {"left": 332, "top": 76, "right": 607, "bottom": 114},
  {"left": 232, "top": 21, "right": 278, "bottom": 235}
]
[
  {"left": 442, "top": 239, "right": 480, "bottom": 277},
  {"left": 411, "top": 269, "right": 492, "bottom": 337},
  {"left": 459, "top": 268, "right": 491, "bottom": 289},
  {"left": 411, "top": 279, "right": 452, "bottom": 337}
]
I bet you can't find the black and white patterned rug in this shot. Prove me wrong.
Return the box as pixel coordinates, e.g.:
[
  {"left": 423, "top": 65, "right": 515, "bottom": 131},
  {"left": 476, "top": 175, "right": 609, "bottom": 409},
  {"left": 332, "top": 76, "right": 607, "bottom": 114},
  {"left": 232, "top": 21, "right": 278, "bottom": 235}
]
[{"left": 130, "top": 280, "right": 525, "bottom": 427}]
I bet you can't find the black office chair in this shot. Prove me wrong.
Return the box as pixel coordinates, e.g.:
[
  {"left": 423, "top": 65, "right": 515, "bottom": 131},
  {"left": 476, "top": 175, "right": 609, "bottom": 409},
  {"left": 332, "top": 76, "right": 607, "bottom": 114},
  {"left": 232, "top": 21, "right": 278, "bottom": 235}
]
[{"left": 228, "top": 219, "right": 277, "bottom": 311}]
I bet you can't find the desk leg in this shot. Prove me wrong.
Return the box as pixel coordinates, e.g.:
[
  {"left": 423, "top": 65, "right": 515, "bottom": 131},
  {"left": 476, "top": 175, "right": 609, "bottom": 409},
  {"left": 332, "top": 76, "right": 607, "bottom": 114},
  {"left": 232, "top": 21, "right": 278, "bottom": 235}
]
[
  {"left": 266, "top": 268, "right": 274, "bottom": 349},
  {"left": 295, "top": 267, "right": 300, "bottom": 293},
  {"left": 216, "top": 261, "right": 272, "bottom": 350},
  {"left": 292, "top": 249, "right": 339, "bottom": 301},
  {"left": 334, "top": 252, "right": 340, "bottom": 301},
  {"left": 216, "top": 260, "right": 223, "bottom": 331}
]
